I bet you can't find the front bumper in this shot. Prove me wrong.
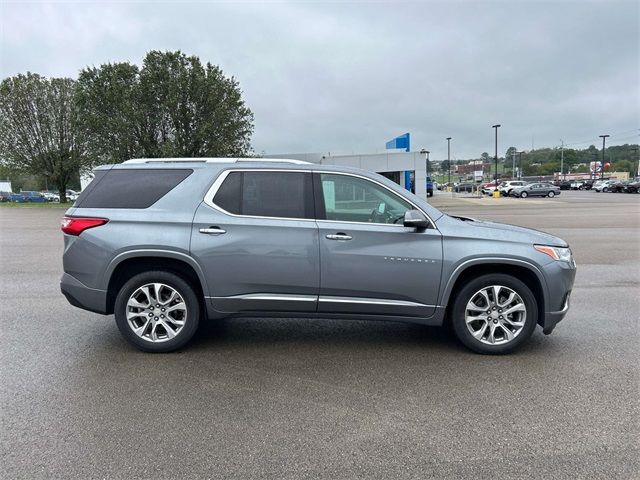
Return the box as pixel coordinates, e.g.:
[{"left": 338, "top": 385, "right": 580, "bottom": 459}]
[
  {"left": 60, "top": 273, "right": 109, "bottom": 315},
  {"left": 539, "top": 260, "right": 576, "bottom": 334},
  {"left": 542, "top": 291, "right": 571, "bottom": 334}
]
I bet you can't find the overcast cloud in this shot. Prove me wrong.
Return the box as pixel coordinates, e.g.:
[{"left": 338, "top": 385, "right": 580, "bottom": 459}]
[{"left": 1, "top": 0, "right": 638, "bottom": 159}]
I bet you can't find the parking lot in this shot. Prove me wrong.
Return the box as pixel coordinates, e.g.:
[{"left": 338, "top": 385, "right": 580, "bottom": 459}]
[{"left": 1, "top": 191, "right": 638, "bottom": 479}]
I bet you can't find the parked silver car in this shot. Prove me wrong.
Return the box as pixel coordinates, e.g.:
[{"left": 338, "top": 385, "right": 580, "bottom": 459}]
[{"left": 61, "top": 158, "right": 575, "bottom": 354}]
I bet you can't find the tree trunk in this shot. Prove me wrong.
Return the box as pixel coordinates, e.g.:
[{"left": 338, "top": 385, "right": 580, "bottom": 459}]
[{"left": 57, "top": 183, "right": 67, "bottom": 203}]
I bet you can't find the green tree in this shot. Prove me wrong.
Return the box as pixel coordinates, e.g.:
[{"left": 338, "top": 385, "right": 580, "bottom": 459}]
[
  {"left": 480, "top": 152, "right": 490, "bottom": 162},
  {"left": 76, "top": 50, "right": 254, "bottom": 164},
  {"left": 0, "top": 73, "right": 86, "bottom": 202}
]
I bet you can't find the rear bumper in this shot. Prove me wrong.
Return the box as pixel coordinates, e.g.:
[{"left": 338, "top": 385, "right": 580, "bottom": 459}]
[{"left": 60, "top": 273, "right": 109, "bottom": 315}]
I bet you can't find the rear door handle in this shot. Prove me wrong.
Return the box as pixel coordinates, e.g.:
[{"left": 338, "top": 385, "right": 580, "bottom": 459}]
[
  {"left": 199, "top": 227, "right": 226, "bottom": 235},
  {"left": 326, "top": 233, "right": 352, "bottom": 241}
]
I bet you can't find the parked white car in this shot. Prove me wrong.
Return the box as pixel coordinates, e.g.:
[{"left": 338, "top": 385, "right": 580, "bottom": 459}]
[
  {"left": 498, "top": 181, "right": 528, "bottom": 196},
  {"left": 66, "top": 190, "right": 80, "bottom": 201},
  {"left": 570, "top": 180, "right": 585, "bottom": 190},
  {"left": 594, "top": 180, "right": 615, "bottom": 192},
  {"left": 42, "top": 191, "right": 60, "bottom": 202}
]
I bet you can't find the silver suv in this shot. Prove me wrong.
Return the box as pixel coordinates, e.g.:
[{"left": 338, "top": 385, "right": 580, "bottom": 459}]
[{"left": 61, "top": 158, "right": 575, "bottom": 354}]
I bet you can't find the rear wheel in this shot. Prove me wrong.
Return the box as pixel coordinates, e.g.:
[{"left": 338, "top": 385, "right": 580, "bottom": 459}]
[
  {"left": 451, "top": 274, "right": 538, "bottom": 354},
  {"left": 114, "top": 270, "right": 200, "bottom": 352}
]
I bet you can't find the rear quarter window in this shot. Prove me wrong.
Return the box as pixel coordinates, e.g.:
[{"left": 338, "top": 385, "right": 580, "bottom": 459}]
[{"left": 75, "top": 169, "right": 193, "bottom": 209}]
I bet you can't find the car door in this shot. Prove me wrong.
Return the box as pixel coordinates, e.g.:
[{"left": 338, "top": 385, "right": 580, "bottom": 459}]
[
  {"left": 314, "top": 172, "right": 442, "bottom": 318},
  {"left": 191, "top": 169, "right": 320, "bottom": 314}
]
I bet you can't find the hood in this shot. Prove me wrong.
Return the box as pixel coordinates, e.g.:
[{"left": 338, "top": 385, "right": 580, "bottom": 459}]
[{"left": 437, "top": 214, "right": 568, "bottom": 247}]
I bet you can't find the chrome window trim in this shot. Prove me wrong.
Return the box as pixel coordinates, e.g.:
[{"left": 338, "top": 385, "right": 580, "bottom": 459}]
[
  {"left": 315, "top": 171, "right": 436, "bottom": 230},
  {"left": 203, "top": 168, "right": 436, "bottom": 229},
  {"left": 203, "top": 168, "right": 316, "bottom": 223}
]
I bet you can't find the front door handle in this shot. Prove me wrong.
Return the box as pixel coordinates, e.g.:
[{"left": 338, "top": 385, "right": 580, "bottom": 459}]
[
  {"left": 199, "top": 227, "right": 226, "bottom": 235},
  {"left": 326, "top": 233, "right": 352, "bottom": 241}
]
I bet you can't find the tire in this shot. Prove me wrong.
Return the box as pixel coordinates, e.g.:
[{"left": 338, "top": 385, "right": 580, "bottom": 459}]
[
  {"left": 520, "top": 191, "right": 528, "bottom": 198},
  {"left": 451, "top": 273, "right": 538, "bottom": 354},
  {"left": 548, "top": 191, "right": 555, "bottom": 198},
  {"left": 114, "top": 270, "right": 201, "bottom": 352},
  {"left": 603, "top": 187, "right": 609, "bottom": 193}
]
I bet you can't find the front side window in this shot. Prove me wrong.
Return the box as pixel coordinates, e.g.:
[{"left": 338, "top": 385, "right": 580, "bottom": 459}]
[
  {"left": 319, "top": 173, "right": 413, "bottom": 224},
  {"left": 213, "top": 171, "right": 314, "bottom": 219}
]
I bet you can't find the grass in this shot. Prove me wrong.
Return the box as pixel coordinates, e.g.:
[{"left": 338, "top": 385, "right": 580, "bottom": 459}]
[{"left": 0, "top": 202, "right": 69, "bottom": 208}]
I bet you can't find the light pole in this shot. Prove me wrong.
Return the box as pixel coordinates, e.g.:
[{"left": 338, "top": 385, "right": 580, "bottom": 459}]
[
  {"left": 420, "top": 148, "right": 430, "bottom": 199},
  {"left": 560, "top": 139, "right": 564, "bottom": 180},
  {"left": 517, "top": 151, "right": 524, "bottom": 180},
  {"left": 599, "top": 134, "right": 609, "bottom": 180},
  {"left": 446, "top": 137, "right": 452, "bottom": 190},
  {"left": 492, "top": 125, "right": 501, "bottom": 187}
]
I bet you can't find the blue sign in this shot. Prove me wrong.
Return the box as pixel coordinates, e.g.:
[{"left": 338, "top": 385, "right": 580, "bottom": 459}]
[{"left": 385, "top": 132, "right": 410, "bottom": 152}]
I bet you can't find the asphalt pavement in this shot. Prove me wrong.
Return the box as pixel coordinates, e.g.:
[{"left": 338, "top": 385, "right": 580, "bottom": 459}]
[{"left": 1, "top": 191, "right": 639, "bottom": 479}]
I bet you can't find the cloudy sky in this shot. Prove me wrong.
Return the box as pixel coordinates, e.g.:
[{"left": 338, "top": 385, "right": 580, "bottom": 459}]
[{"left": 1, "top": 0, "right": 638, "bottom": 159}]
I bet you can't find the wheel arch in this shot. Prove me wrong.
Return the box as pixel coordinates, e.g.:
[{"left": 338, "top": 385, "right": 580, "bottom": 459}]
[
  {"left": 440, "top": 258, "right": 548, "bottom": 328},
  {"left": 104, "top": 251, "right": 209, "bottom": 315}
]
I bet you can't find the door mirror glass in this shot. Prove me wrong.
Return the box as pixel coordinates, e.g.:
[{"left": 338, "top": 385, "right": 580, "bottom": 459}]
[{"left": 403, "top": 210, "right": 430, "bottom": 229}]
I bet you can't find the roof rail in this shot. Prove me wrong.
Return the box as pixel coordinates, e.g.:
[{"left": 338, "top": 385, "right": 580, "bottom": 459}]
[{"left": 122, "top": 157, "right": 311, "bottom": 165}]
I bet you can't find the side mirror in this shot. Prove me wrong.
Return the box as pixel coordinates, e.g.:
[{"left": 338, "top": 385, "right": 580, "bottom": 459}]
[{"left": 403, "top": 210, "right": 430, "bottom": 229}]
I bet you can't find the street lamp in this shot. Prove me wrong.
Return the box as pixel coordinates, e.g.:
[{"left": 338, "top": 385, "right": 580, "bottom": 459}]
[
  {"left": 492, "top": 125, "right": 501, "bottom": 185},
  {"left": 517, "top": 151, "right": 524, "bottom": 180},
  {"left": 420, "top": 149, "right": 430, "bottom": 199},
  {"left": 599, "top": 134, "right": 609, "bottom": 180},
  {"left": 446, "top": 137, "right": 452, "bottom": 190}
]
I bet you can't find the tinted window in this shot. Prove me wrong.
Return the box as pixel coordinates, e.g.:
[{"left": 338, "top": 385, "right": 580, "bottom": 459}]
[
  {"left": 213, "top": 172, "right": 241, "bottom": 214},
  {"left": 213, "top": 171, "right": 314, "bottom": 219},
  {"left": 75, "top": 169, "right": 192, "bottom": 209},
  {"left": 319, "top": 173, "right": 412, "bottom": 224}
]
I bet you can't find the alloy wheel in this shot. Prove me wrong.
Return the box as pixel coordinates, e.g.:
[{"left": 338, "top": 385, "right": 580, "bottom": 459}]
[
  {"left": 465, "top": 285, "right": 527, "bottom": 345},
  {"left": 126, "top": 283, "right": 187, "bottom": 343}
]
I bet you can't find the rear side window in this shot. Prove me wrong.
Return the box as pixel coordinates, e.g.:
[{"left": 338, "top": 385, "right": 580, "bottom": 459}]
[
  {"left": 212, "top": 171, "right": 314, "bottom": 219},
  {"left": 75, "top": 169, "right": 192, "bottom": 209}
]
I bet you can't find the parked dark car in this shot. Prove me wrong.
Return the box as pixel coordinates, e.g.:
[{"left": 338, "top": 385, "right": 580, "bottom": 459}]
[
  {"left": 454, "top": 183, "right": 477, "bottom": 193},
  {"left": 9, "top": 192, "right": 26, "bottom": 202},
  {"left": 556, "top": 181, "right": 571, "bottom": 190},
  {"left": 0, "top": 191, "right": 12, "bottom": 202},
  {"left": 17, "top": 191, "right": 47, "bottom": 202},
  {"left": 608, "top": 181, "right": 627, "bottom": 193},
  {"left": 426, "top": 176, "right": 433, "bottom": 197},
  {"left": 510, "top": 183, "right": 561, "bottom": 198},
  {"left": 623, "top": 181, "right": 640, "bottom": 194}
]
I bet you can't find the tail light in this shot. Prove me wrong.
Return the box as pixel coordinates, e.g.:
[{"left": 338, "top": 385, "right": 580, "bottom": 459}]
[{"left": 61, "top": 216, "right": 109, "bottom": 236}]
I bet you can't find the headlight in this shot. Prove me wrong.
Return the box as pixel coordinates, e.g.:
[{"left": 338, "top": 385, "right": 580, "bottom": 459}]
[{"left": 534, "top": 245, "right": 573, "bottom": 263}]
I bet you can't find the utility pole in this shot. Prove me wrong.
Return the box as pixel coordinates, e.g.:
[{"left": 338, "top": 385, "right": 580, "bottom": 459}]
[
  {"left": 420, "top": 149, "right": 430, "bottom": 200},
  {"left": 560, "top": 139, "right": 564, "bottom": 180},
  {"left": 599, "top": 134, "right": 609, "bottom": 180},
  {"left": 517, "top": 151, "right": 524, "bottom": 180},
  {"left": 511, "top": 150, "right": 516, "bottom": 179},
  {"left": 446, "top": 137, "right": 452, "bottom": 191},
  {"left": 492, "top": 125, "right": 501, "bottom": 185}
]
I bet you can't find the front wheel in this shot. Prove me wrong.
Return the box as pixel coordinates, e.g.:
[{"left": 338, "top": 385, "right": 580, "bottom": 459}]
[
  {"left": 451, "top": 274, "right": 538, "bottom": 354},
  {"left": 520, "top": 191, "right": 528, "bottom": 198},
  {"left": 114, "top": 270, "right": 201, "bottom": 352},
  {"left": 548, "top": 191, "right": 555, "bottom": 198}
]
